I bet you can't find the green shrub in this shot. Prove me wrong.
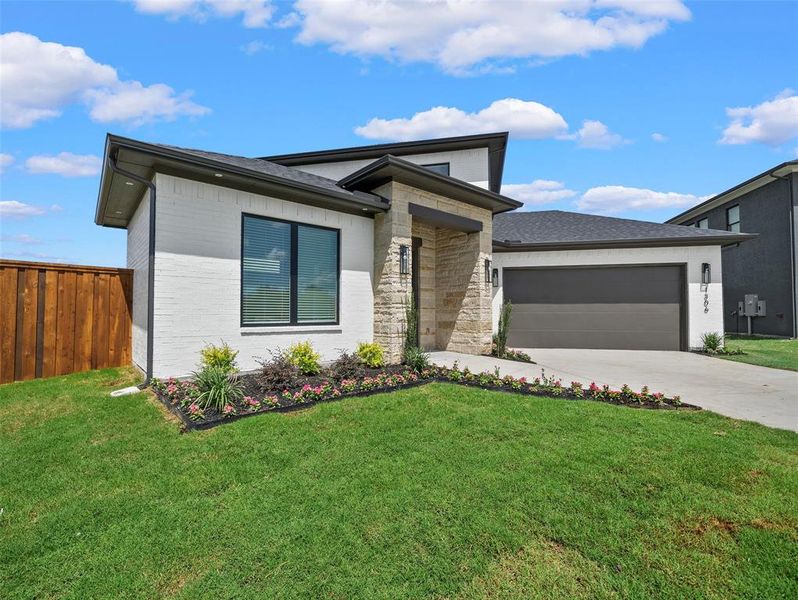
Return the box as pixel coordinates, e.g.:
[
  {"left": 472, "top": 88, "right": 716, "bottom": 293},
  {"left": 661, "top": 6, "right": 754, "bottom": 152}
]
[
  {"left": 402, "top": 345, "right": 430, "bottom": 372},
  {"left": 404, "top": 295, "right": 418, "bottom": 354},
  {"left": 193, "top": 366, "right": 243, "bottom": 411},
  {"left": 701, "top": 332, "right": 724, "bottom": 354},
  {"left": 495, "top": 300, "right": 512, "bottom": 358},
  {"left": 356, "top": 342, "right": 385, "bottom": 368},
  {"left": 200, "top": 340, "right": 239, "bottom": 374},
  {"left": 287, "top": 341, "right": 322, "bottom": 375}
]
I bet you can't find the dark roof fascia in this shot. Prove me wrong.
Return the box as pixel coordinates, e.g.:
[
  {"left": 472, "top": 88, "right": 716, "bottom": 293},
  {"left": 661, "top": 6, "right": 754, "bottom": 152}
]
[
  {"left": 96, "top": 135, "right": 389, "bottom": 226},
  {"left": 492, "top": 233, "right": 757, "bottom": 252},
  {"left": 667, "top": 161, "right": 798, "bottom": 224},
  {"left": 338, "top": 154, "right": 522, "bottom": 214},
  {"left": 264, "top": 132, "right": 509, "bottom": 193},
  {"left": 408, "top": 202, "right": 482, "bottom": 233}
]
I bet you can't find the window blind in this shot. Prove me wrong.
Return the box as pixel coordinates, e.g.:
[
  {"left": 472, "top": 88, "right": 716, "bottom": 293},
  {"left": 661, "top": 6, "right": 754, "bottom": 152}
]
[
  {"left": 297, "top": 225, "right": 338, "bottom": 323},
  {"left": 242, "top": 216, "right": 291, "bottom": 324}
]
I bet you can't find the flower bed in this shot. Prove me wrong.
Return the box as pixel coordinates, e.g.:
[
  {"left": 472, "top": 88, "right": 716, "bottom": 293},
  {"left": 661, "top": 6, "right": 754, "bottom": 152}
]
[{"left": 152, "top": 364, "right": 698, "bottom": 431}]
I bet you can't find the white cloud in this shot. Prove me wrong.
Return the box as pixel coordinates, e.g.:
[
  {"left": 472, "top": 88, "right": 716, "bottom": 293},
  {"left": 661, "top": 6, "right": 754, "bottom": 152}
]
[
  {"left": 575, "top": 120, "right": 629, "bottom": 149},
  {"left": 720, "top": 89, "right": 798, "bottom": 146},
  {"left": 1, "top": 233, "right": 42, "bottom": 244},
  {"left": 0, "top": 153, "right": 14, "bottom": 173},
  {"left": 577, "top": 185, "right": 710, "bottom": 214},
  {"left": 0, "top": 200, "right": 46, "bottom": 218},
  {"left": 290, "top": 0, "right": 690, "bottom": 74},
  {"left": 25, "top": 152, "right": 102, "bottom": 177},
  {"left": 133, "top": 0, "right": 274, "bottom": 27},
  {"left": 240, "top": 40, "right": 270, "bottom": 55},
  {"left": 502, "top": 180, "right": 577, "bottom": 206},
  {"left": 0, "top": 32, "right": 210, "bottom": 129},
  {"left": 651, "top": 132, "right": 668, "bottom": 142},
  {"left": 50, "top": 204, "right": 64, "bottom": 212},
  {"left": 355, "top": 98, "right": 568, "bottom": 141},
  {"left": 3, "top": 251, "right": 68, "bottom": 262}
]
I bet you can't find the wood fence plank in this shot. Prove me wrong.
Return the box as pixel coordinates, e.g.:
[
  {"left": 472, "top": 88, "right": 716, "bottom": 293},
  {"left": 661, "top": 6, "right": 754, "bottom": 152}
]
[
  {"left": 119, "top": 273, "right": 133, "bottom": 366},
  {"left": 92, "top": 274, "right": 110, "bottom": 369},
  {"left": 56, "top": 271, "right": 77, "bottom": 376},
  {"left": 0, "top": 267, "right": 19, "bottom": 384},
  {"left": 19, "top": 269, "right": 39, "bottom": 380},
  {"left": 35, "top": 271, "right": 46, "bottom": 378},
  {"left": 108, "top": 274, "right": 126, "bottom": 367},
  {"left": 41, "top": 270, "right": 59, "bottom": 378},
  {"left": 73, "top": 272, "right": 95, "bottom": 373}
]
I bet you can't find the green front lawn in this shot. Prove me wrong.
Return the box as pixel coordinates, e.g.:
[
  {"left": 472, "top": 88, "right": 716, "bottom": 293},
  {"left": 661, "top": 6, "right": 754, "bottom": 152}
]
[
  {"left": 2, "top": 369, "right": 796, "bottom": 599},
  {"left": 721, "top": 335, "right": 798, "bottom": 371}
]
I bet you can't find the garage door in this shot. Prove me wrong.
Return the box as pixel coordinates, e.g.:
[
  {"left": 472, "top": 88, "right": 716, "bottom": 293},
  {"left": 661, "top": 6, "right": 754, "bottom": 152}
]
[{"left": 503, "top": 265, "right": 684, "bottom": 351}]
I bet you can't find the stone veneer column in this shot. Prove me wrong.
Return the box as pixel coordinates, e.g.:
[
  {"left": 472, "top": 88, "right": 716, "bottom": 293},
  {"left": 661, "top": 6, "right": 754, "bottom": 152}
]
[{"left": 372, "top": 181, "right": 493, "bottom": 362}]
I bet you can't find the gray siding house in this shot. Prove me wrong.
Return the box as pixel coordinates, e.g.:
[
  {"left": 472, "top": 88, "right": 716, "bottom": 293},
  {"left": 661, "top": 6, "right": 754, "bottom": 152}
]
[{"left": 667, "top": 161, "right": 798, "bottom": 338}]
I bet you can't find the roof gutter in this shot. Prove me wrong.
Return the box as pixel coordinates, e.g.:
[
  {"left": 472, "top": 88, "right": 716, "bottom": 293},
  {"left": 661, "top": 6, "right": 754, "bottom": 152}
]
[
  {"left": 492, "top": 233, "right": 757, "bottom": 252},
  {"left": 774, "top": 171, "right": 797, "bottom": 337},
  {"left": 107, "top": 152, "right": 156, "bottom": 389}
]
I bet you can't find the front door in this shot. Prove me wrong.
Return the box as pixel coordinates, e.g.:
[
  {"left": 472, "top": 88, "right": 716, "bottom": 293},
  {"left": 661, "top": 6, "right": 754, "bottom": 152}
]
[{"left": 411, "top": 237, "right": 422, "bottom": 347}]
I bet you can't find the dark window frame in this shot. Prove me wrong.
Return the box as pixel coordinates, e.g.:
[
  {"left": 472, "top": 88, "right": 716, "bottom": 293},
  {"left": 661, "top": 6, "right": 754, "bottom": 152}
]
[
  {"left": 421, "top": 162, "right": 450, "bottom": 176},
  {"left": 695, "top": 217, "right": 708, "bottom": 229},
  {"left": 726, "top": 205, "right": 741, "bottom": 233},
  {"left": 240, "top": 213, "right": 341, "bottom": 327}
]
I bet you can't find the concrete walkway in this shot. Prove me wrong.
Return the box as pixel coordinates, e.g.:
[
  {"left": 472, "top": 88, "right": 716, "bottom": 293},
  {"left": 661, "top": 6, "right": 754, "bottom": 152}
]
[{"left": 430, "top": 349, "right": 798, "bottom": 432}]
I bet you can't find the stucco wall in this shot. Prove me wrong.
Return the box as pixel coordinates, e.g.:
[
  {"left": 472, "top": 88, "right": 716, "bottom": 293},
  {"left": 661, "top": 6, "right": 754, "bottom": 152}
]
[
  {"left": 126, "top": 190, "right": 150, "bottom": 372},
  {"left": 150, "top": 173, "right": 375, "bottom": 378},
  {"left": 291, "top": 147, "right": 490, "bottom": 189},
  {"left": 492, "top": 245, "right": 724, "bottom": 350}
]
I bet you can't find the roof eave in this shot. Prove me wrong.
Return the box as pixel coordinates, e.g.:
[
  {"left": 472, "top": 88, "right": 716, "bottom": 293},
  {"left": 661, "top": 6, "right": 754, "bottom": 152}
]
[
  {"left": 492, "top": 233, "right": 757, "bottom": 252},
  {"left": 339, "top": 154, "right": 522, "bottom": 214}
]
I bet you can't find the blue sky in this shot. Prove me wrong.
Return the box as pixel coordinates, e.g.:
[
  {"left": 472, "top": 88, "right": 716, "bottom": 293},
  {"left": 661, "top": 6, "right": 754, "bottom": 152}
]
[{"left": 1, "top": 0, "right": 797, "bottom": 267}]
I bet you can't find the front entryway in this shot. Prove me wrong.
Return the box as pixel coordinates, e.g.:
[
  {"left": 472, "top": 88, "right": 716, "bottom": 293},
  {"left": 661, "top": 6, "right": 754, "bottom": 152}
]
[{"left": 503, "top": 265, "right": 686, "bottom": 351}]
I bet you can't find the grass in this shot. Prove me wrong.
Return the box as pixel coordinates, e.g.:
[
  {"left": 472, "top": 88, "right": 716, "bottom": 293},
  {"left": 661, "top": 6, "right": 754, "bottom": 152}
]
[
  {"left": 721, "top": 335, "right": 798, "bottom": 372},
  {"left": 2, "top": 368, "right": 797, "bottom": 599}
]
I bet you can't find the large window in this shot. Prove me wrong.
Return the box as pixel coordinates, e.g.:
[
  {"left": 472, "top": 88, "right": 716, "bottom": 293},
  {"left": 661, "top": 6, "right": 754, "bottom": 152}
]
[
  {"left": 242, "top": 214, "right": 339, "bottom": 326},
  {"left": 726, "top": 205, "right": 741, "bottom": 233}
]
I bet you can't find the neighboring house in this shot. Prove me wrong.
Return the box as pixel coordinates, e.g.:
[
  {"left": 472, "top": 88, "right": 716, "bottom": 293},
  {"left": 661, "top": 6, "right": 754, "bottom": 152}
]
[
  {"left": 95, "top": 132, "right": 751, "bottom": 379},
  {"left": 667, "top": 161, "right": 798, "bottom": 338}
]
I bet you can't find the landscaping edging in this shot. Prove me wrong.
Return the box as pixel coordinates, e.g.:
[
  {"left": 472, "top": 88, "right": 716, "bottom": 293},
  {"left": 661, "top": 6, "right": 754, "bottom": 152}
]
[{"left": 152, "top": 368, "right": 699, "bottom": 432}]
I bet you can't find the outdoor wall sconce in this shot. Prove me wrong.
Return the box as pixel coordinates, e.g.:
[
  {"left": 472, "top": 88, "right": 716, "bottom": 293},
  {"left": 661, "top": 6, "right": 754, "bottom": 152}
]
[
  {"left": 492, "top": 268, "right": 499, "bottom": 288},
  {"left": 701, "top": 262, "right": 711, "bottom": 285},
  {"left": 399, "top": 244, "right": 409, "bottom": 275},
  {"left": 484, "top": 259, "right": 491, "bottom": 284}
]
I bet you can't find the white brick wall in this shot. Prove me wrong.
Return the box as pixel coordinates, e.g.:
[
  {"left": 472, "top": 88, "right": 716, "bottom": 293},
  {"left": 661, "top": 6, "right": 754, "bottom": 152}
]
[
  {"left": 126, "top": 190, "right": 150, "bottom": 371},
  {"left": 492, "top": 245, "right": 724, "bottom": 350},
  {"left": 150, "top": 173, "right": 375, "bottom": 378},
  {"left": 292, "top": 148, "right": 490, "bottom": 188}
]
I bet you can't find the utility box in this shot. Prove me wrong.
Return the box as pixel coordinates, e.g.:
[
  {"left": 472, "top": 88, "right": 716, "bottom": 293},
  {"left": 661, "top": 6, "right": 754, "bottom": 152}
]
[
  {"left": 740, "top": 294, "right": 766, "bottom": 317},
  {"left": 756, "top": 300, "right": 766, "bottom": 317}
]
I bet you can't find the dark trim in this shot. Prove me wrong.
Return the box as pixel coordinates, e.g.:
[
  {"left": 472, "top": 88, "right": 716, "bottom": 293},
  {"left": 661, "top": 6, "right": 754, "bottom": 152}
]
[
  {"left": 680, "top": 263, "right": 688, "bottom": 351},
  {"left": 408, "top": 202, "right": 483, "bottom": 233},
  {"left": 108, "top": 152, "right": 156, "bottom": 387},
  {"left": 411, "top": 236, "right": 422, "bottom": 348},
  {"left": 492, "top": 233, "right": 756, "bottom": 252},
  {"left": 726, "top": 204, "right": 741, "bottom": 232},
  {"left": 96, "top": 134, "right": 388, "bottom": 227},
  {"left": 339, "top": 154, "right": 522, "bottom": 214},
  {"left": 240, "top": 212, "right": 340, "bottom": 328},
  {"left": 667, "top": 160, "right": 798, "bottom": 224}
]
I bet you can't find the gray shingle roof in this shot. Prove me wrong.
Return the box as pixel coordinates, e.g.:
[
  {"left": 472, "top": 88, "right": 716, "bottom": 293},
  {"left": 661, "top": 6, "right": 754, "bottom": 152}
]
[
  {"left": 493, "top": 210, "right": 753, "bottom": 248},
  {"left": 152, "top": 142, "right": 358, "bottom": 196}
]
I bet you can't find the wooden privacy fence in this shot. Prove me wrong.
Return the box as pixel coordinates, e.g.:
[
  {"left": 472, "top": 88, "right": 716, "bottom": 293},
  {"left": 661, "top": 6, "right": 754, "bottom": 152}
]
[{"left": 0, "top": 260, "right": 133, "bottom": 384}]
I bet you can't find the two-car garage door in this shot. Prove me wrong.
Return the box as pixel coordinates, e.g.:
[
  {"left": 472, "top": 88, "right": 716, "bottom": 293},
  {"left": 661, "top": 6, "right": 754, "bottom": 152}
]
[{"left": 503, "top": 265, "right": 685, "bottom": 351}]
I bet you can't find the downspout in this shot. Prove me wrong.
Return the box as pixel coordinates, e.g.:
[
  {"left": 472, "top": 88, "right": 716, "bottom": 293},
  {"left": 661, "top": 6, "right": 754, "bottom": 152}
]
[
  {"left": 107, "top": 153, "right": 156, "bottom": 388},
  {"left": 775, "top": 172, "right": 797, "bottom": 338}
]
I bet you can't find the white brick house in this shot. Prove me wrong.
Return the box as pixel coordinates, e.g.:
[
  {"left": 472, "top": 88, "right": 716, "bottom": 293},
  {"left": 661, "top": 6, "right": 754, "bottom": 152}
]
[{"left": 96, "top": 132, "right": 753, "bottom": 379}]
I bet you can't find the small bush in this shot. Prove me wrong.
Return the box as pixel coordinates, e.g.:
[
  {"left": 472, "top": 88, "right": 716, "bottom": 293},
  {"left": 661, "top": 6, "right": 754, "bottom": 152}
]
[
  {"left": 404, "top": 295, "right": 418, "bottom": 354},
  {"left": 403, "top": 345, "right": 430, "bottom": 372},
  {"left": 200, "top": 340, "right": 239, "bottom": 374},
  {"left": 356, "top": 342, "right": 385, "bottom": 368},
  {"left": 701, "top": 332, "right": 724, "bottom": 354},
  {"left": 256, "top": 350, "right": 301, "bottom": 392},
  {"left": 329, "top": 350, "right": 365, "bottom": 380},
  {"left": 287, "top": 341, "right": 322, "bottom": 375},
  {"left": 495, "top": 300, "right": 512, "bottom": 358},
  {"left": 193, "top": 366, "right": 243, "bottom": 412}
]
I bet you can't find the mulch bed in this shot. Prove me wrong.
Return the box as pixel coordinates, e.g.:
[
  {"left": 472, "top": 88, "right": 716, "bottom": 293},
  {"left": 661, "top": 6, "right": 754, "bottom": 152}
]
[{"left": 151, "top": 366, "right": 700, "bottom": 432}]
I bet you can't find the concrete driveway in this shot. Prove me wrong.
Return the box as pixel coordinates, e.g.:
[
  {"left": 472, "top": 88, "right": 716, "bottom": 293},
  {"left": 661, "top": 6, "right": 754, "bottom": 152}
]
[{"left": 430, "top": 349, "right": 798, "bottom": 432}]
